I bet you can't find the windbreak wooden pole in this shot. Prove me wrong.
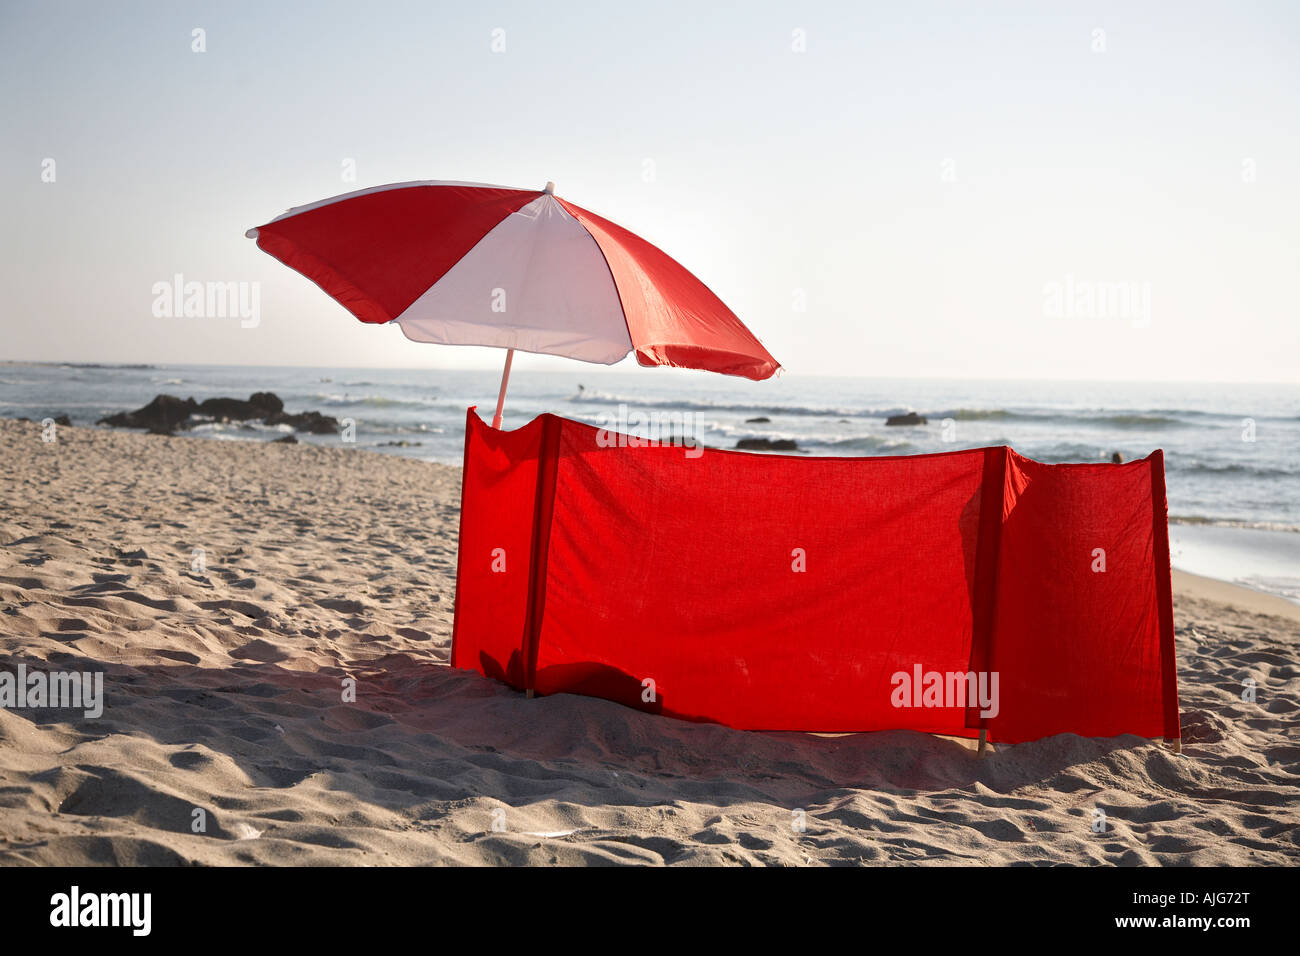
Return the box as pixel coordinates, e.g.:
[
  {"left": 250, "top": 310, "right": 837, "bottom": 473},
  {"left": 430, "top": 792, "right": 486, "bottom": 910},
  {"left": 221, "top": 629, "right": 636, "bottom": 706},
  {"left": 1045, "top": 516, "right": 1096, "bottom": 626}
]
[{"left": 492, "top": 348, "right": 515, "bottom": 430}]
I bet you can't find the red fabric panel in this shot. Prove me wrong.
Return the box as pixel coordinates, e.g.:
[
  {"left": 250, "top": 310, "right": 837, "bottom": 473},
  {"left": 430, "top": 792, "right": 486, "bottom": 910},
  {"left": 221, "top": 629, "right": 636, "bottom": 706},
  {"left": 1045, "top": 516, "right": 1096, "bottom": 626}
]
[
  {"left": 520, "top": 416, "right": 562, "bottom": 692},
  {"left": 452, "top": 412, "right": 1181, "bottom": 744},
  {"left": 253, "top": 185, "right": 540, "bottom": 324},
  {"left": 965, "top": 446, "right": 1008, "bottom": 732},
  {"left": 556, "top": 198, "right": 780, "bottom": 381},
  {"left": 990, "top": 452, "right": 1180, "bottom": 742},
  {"left": 448, "top": 409, "right": 548, "bottom": 686}
]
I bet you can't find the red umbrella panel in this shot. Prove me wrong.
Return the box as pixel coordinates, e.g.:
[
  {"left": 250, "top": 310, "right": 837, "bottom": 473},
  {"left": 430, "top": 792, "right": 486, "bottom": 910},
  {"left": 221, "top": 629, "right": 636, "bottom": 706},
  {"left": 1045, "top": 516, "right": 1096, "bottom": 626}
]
[{"left": 247, "top": 180, "right": 779, "bottom": 424}]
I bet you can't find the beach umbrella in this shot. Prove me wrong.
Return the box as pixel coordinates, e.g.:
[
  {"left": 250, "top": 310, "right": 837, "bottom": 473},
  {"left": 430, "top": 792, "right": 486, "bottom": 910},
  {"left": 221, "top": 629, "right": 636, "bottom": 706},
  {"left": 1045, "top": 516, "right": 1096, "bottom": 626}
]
[{"left": 245, "top": 180, "right": 779, "bottom": 427}]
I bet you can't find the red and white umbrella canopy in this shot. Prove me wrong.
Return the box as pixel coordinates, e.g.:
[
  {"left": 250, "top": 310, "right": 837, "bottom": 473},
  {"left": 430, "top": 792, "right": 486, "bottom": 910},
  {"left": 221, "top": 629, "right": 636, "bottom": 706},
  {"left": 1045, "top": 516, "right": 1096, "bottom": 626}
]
[{"left": 246, "top": 180, "right": 779, "bottom": 381}]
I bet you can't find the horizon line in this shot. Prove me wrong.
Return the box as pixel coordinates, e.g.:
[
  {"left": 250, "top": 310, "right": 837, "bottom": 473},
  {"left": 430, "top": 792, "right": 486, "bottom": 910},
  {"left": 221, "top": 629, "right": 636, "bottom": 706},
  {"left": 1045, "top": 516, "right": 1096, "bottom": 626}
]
[{"left": 2, "top": 358, "right": 1297, "bottom": 389}]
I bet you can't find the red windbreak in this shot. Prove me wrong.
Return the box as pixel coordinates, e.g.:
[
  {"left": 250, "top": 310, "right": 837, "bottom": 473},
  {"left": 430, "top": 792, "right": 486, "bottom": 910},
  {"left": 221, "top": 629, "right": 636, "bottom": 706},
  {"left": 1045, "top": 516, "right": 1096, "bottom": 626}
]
[
  {"left": 252, "top": 185, "right": 540, "bottom": 324},
  {"left": 557, "top": 198, "right": 780, "bottom": 381},
  {"left": 452, "top": 410, "right": 1180, "bottom": 744},
  {"left": 449, "top": 412, "right": 549, "bottom": 687},
  {"left": 991, "top": 451, "right": 1180, "bottom": 742}
]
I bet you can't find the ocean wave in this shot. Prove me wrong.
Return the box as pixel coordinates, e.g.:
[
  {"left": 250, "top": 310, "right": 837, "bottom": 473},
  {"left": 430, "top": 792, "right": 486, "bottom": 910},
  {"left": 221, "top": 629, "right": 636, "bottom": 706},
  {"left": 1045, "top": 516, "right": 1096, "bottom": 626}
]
[
  {"left": 1087, "top": 413, "right": 1184, "bottom": 428},
  {"left": 311, "top": 392, "right": 442, "bottom": 409},
  {"left": 1026, "top": 442, "right": 1117, "bottom": 463},
  {"left": 1239, "top": 575, "right": 1300, "bottom": 601},
  {"left": 569, "top": 390, "right": 901, "bottom": 419},
  {"left": 187, "top": 419, "right": 294, "bottom": 435},
  {"left": 941, "top": 410, "right": 1230, "bottom": 428},
  {"left": 568, "top": 392, "right": 1198, "bottom": 429},
  {"left": 803, "top": 435, "right": 918, "bottom": 453},
  {"left": 1170, "top": 461, "right": 1294, "bottom": 478},
  {"left": 928, "top": 408, "right": 1013, "bottom": 421},
  {"left": 986, "top": 410, "right": 1185, "bottom": 428},
  {"left": 1170, "top": 515, "right": 1300, "bottom": 533},
  {"left": 904, "top": 409, "right": 1187, "bottom": 428},
  {"left": 331, "top": 421, "right": 447, "bottom": 436},
  {"left": 52, "top": 363, "right": 156, "bottom": 370}
]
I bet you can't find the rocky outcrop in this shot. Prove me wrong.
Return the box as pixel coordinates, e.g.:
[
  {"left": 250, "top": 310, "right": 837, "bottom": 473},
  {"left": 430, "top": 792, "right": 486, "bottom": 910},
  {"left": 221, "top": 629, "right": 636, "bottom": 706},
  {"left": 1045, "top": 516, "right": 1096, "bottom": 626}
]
[
  {"left": 98, "top": 392, "right": 338, "bottom": 436},
  {"left": 885, "top": 412, "right": 927, "bottom": 426},
  {"left": 97, "top": 395, "right": 199, "bottom": 434},
  {"left": 264, "top": 409, "right": 339, "bottom": 434},
  {"left": 745, "top": 416, "right": 771, "bottom": 424},
  {"left": 196, "top": 392, "right": 284, "bottom": 420},
  {"left": 736, "top": 437, "right": 798, "bottom": 451}
]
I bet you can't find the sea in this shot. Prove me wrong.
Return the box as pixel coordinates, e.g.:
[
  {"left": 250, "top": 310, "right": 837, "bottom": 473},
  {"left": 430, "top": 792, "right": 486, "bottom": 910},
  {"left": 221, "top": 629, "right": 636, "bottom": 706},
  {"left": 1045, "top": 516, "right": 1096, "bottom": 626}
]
[{"left": 3, "top": 361, "right": 1296, "bottom": 603}]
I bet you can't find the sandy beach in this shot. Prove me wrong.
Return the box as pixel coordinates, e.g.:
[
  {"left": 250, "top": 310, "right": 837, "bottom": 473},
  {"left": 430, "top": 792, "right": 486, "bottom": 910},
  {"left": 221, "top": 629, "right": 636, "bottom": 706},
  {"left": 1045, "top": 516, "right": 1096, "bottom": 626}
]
[{"left": 1, "top": 418, "right": 1296, "bottom": 866}]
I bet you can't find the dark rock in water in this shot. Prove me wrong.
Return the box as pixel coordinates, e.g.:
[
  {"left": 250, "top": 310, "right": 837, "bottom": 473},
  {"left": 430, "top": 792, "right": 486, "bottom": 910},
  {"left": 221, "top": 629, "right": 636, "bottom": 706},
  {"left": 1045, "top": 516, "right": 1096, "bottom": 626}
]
[
  {"left": 745, "top": 416, "right": 771, "bottom": 424},
  {"left": 271, "top": 434, "right": 298, "bottom": 444},
  {"left": 265, "top": 409, "right": 339, "bottom": 434},
  {"left": 53, "top": 414, "right": 71, "bottom": 426},
  {"left": 736, "top": 437, "right": 799, "bottom": 451},
  {"left": 885, "top": 412, "right": 927, "bottom": 427},
  {"left": 99, "top": 392, "right": 337, "bottom": 435},
  {"left": 97, "top": 394, "right": 198, "bottom": 434},
  {"left": 197, "top": 391, "right": 284, "bottom": 421},
  {"left": 250, "top": 391, "right": 284, "bottom": 415},
  {"left": 379, "top": 440, "right": 423, "bottom": 447}
]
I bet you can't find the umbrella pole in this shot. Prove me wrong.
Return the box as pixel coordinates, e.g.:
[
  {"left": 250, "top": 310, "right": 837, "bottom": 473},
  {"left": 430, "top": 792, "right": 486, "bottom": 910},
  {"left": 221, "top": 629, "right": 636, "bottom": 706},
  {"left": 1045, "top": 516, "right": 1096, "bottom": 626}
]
[{"left": 491, "top": 348, "right": 515, "bottom": 429}]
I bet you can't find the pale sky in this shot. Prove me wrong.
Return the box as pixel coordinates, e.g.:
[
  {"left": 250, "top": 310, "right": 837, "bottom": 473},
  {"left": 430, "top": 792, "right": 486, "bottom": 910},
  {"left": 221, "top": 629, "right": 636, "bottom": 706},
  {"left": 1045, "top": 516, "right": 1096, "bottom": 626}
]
[{"left": 2, "top": 0, "right": 1297, "bottom": 382}]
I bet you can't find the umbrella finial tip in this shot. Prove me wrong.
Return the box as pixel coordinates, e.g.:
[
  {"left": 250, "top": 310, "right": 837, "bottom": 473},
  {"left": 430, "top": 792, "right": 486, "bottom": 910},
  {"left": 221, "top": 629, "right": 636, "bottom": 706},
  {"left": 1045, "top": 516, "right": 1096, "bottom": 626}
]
[
  {"left": 544, "top": 181, "right": 555, "bottom": 195},
  {"left": 245, "top": 227, "right": 260, "bottom": 239}
]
